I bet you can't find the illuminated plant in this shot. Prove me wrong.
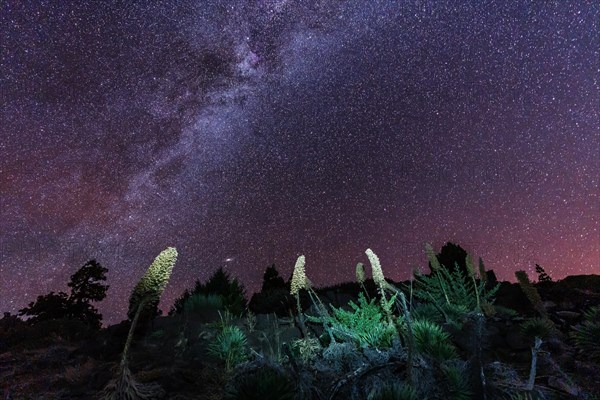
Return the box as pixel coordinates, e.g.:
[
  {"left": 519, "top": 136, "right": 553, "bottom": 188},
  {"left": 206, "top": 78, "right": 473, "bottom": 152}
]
[
  {"left": 290, "top": 337, "right": 321, "bottom": 363},
  {"left": 365, "top": 248, "right": 415, "bottom": 385},
  {"left": 365, "top": 249, "right": 395, "bottom": 322},
  {"left": 290, "top": 255, "right": 336, "bottom": 342},
  {"left": 102, "top": 247, "right": 178, "bottom": 400},
  {"left": 290, "top": 255, "right": 309, "bottom": 337},
  {"left": 127, "top": 247, "right": 178, "bottom": 321},
  {"left": 414, "top": 244, "right": 499, "bottom": 324},
  {"left": 316, "top": 292, "right": 397, "bottom": 349}
]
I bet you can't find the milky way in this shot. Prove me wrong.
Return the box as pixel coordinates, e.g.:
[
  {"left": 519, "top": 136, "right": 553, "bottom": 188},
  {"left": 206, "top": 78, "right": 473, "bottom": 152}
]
[{"left": 1, "top": 1, "right": 598, "bottom": 324}]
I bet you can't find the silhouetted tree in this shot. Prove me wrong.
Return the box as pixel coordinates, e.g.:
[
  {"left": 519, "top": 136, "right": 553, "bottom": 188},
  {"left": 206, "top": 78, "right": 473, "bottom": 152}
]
[
  {"left": 429, "top": 242, "right": 469, "bottom": 277},
  {"left": 69, "top": 259, "right": 109, "bottom": 303},
  {"left": 535, "top": 263, "right": 553, "bottom": 283},
  {"left": 261, "top": 264, "right": 286, "bottom": 292},
  {"left": 19, "top": 291, "right": 70, "bottom": 323},
  {"left": 249, "top": 264, "right": 295, "bottom": 316},
  {"left": 19, "top": 259, "right": 109, "bottom": 329},
  {"left": 170, "top": 267, "right": 247, "bottom": 316}
]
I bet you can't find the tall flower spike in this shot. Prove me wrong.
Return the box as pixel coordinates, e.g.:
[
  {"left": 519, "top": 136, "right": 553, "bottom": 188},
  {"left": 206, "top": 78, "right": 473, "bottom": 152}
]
[
  {"left": 290, "top": 255, "right": 310, "bottom": 295},
  {"left": 355, "top": 262, "right": 366, "bottom": 284},
  {"left": 127, "top": 247, "right": 178, "bottom": 320},
  {"left": 465, "top": 254, "right": 476, "bottom": 278},
  {"left": 365, "top": 248, "right": 386, "bottom": 287},
  {"left": 425, "top": 243, "right": 441, "bottom": 271}
]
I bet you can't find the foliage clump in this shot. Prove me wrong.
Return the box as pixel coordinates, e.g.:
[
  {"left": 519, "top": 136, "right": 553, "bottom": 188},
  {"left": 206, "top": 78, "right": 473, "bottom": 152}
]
[{"left": 313, "top": 292, "right": 397, "bottom": 349}]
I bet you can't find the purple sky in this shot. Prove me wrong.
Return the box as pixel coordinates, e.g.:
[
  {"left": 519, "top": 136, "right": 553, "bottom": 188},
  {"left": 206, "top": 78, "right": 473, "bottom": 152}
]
[{"left": 1, "top": 1, "right": 598, "bottom": 325}]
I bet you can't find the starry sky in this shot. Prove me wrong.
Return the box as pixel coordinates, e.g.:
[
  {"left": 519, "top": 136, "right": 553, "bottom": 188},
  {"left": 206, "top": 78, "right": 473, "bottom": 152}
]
[{"left": 1, "top": 1, "right": 598, "bottom": 325}]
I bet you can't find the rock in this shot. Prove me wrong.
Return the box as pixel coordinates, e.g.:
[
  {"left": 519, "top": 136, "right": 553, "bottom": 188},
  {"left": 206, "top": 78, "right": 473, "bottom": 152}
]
[
  {"left": 254, "top": 313, "right": 281, "bottom": 331},
  {"left": 554, "top": 310, "right": 581, "bottom": 321},
  {"left": 548, "top": 376, "right": 580, "bottom": 396},
  {"left": 505, "top": 329, "right": 530, "bottom": 351},
  {"left": 542, "top": 300, "right": 557, "bottom": 309},
  {"left": 558, "top": 301, "right": 576, "bottom": 311}
]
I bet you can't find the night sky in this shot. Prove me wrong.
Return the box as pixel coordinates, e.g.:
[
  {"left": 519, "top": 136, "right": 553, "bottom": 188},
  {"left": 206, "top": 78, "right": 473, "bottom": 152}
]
[{"left": 1, "top": 1, "right": 598, "bottom": 325}]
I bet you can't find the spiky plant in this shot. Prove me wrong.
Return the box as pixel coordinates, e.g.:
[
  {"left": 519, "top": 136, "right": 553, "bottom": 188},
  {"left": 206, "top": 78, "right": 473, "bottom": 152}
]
[
  {"left": 208, "top": 325, "right": 248, "bottom": 372},
  {"left": 409, "top": 319, "right": 458, "bottom": 361},
  {"left": 571, "top": 306, "right": 600, "bottom": 362},
  {"left": 521, "top": 317, "right": 553, "bottom": 342},
  {"left": 442, "top": 364, "right": 472, "bottom": 400},
  {"left": 102, "top": 247, "right": 178, "bottom": 400},
  {"left": 367, "top": 382, "right": 417, "bottom": 400},
  {"left": 224, "top": 366, "right": 296, "bottom": 400}
]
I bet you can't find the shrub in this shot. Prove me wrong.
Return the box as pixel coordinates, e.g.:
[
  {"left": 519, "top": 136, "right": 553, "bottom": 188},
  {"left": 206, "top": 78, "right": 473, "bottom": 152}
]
[{"left": 442, "top": 363, "right": 472, "bottom": 400}]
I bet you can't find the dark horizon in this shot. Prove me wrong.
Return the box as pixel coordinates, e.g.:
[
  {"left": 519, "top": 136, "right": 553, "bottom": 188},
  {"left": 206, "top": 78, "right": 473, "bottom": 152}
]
[{"left": 1, "top": 1, "right": 598, "bottom": 326}]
